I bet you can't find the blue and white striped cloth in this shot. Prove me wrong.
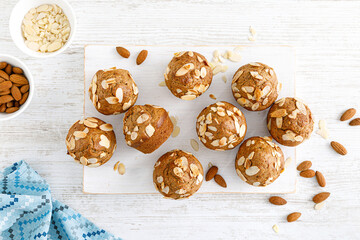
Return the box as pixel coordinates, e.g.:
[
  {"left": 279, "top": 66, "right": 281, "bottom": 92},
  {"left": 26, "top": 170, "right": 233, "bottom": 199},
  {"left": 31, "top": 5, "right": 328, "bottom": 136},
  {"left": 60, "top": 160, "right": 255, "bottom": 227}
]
[{"left": 0, "top": 160, "right": 121, "bottom": 240}]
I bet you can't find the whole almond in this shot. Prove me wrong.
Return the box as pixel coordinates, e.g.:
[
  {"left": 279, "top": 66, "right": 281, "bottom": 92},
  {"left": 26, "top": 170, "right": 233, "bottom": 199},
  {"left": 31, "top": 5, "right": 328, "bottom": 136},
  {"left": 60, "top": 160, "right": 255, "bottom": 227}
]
[
  {"left": 340, "top": 108, "right": 356, "bottom": 121},
  {"left": 0, "top": 95, "right": 14, "bottom": 104},
  {"left": 0, "top": 81, "right": 13, "bottom": 91},
  {"left": 313, "top": 192, "right": 330, "bottom": 203},
  {"left": 0, "top": 78, "right": 4, "bottom": 83},
  {"left": 297, "top": 160, "right": 312, "bottom": 171},
  {"left": 205, "top": 166, "right": 218, "bottom": 181},
  {"left": 116, "top": 47, "right": 130, "bottom": 58},
  {"left": 0, "top": 104, "right": 5, "bottom": 112},
  {"left": 5, "top": 64, "right": 12, "bottom": 75},
  {"left": 315, "top": 171, "right": 326, "bottom": 187},
  {"left": 214, "top": 174, "right": 227, "bottom": 188},
  {"left": 19, "top": 92, "right": 29, "bottom": 105},
  {"left": 14, "top": 101, "right": 20, "bottom": 107},
  {"left": 10, "top": 74, "right": 28, "bottom": 85},
  {"left": 136, "top": 50, "right": 148, "bottom": 65},
  {"left": 0, "top": 62, "right": 7, "bottom": 69},
  {"left": 330, "top": 141, "right": 347, "bottom": 155},
  {"left": 0, "top": 70, "right": 9, "bottom": 80},
  {"left": 0, "top": 89, "right": 11, "bottom": 96},
  {"left": 349, "top": 118, "right": 360, "bottom": 126},
  {"left": 300, "top": 169, "right": 315, "bottom": 178},
  {"left": 6, "top": 101, "right": 14, "bottom": 108},
  {"left": 269, "top": 196, "right": 287, "bottom": 205},
  {"left": 5, "top": 107, "right": 19, "bottom": 113},
  {"left": 11, "top": 86, "right": 22, "bottom": 101},
  {"left": 12, "top": 67, "right": 23, "bottom": 74},
  {"left": 287, "top": 212, "right": 301, "bottom": 222},
  {"left": 20, "top": 84, "right": 29, "bottom": 93}
]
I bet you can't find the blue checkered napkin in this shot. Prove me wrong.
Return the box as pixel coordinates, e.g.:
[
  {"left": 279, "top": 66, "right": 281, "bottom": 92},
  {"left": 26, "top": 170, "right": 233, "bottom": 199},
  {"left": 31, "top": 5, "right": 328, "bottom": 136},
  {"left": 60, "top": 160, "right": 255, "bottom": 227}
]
[{"left": 0, "top": 161, "right": 121, "bottom": 240}]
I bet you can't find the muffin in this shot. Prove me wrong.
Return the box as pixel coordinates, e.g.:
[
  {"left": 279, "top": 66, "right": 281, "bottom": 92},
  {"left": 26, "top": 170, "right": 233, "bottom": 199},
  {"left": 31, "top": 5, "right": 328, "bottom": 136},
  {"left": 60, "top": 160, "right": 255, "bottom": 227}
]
[
  {"left": 164, "top": 51, "right": 213, "bottom": 100},
  {"left": 196, "top": 101, "right": 247, "bottom": 151},
  {"left": 89, "top": 68, "right": 138, "bottom": 115},
  {"left": 235, "top": 136, "right": 284, "bottom": 186},
  {"left": 231, "top": 62, "right": 280, "bottom": 111},
  {"left": 153, "top": 149, "right": 204, "bottom": 199},
  {"left": 123, "top": 104, "right": 173, "bottom": 154},
  {"left": 267, "top": 97, "right": 314, "bottom": 147},
  {"left": 66, "top": 117, "right": 116, "bottom": 167}
]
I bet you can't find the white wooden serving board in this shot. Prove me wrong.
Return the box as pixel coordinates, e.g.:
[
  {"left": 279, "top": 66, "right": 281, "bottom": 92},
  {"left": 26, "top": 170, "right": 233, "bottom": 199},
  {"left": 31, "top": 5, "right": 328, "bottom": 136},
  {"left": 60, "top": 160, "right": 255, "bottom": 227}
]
[{"left": 83, "top": 45, "right": 296, "bottom": 194}]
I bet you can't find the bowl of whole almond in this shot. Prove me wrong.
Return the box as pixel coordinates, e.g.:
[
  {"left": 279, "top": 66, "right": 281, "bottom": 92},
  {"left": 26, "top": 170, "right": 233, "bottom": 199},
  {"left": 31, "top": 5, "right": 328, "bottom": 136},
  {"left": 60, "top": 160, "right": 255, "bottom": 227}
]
[{"left": 0, "top": 54, "right": 34, "bottom": 121}]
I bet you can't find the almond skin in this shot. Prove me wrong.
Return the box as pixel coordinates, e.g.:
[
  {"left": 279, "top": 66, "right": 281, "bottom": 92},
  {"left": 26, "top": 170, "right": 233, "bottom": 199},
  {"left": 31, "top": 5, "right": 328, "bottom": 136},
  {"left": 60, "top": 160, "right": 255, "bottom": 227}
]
[
  {"left": 5, "top": 107, "right": 19, "bottom": 113},
  {"left": 300, "top": 169, "right": 315, "bottom": 178},
  {"left": 12, "top": 67, "right": 23, "bottom": 74},
  {"left": 136, "top": 50, "right": 148, "bottom": 65},
  {"left": 269, "top": 196, "right": 287, "bottom": 205},
  {"left": 0, "top": 70, "right": 9, "bottom": 80},
  {"left": 349, "top": 118, "right": 360, "bottom": 126},
  {"left": 205, "top": 166, "right": 218, "bottom": 181},
  {"left": 214, "top": 174, "right": 227, "bottom": 188},
  {"left": 315, "top": 171, "right": 326, "bottom": 187},
  {"left": 340, "top": 108, "right": 356, "bottom": 121},
  {"left": 116, "top": 47, "right": 130, "bottom": 58},
  {"left": 330, "top": 141, "right": 347, "bottom": 155},
  {"left": 11, "top": 86, "right": 22, "bottom": 101},
  {"left": 287, "top": 212, "right": 301, "bottom": 222},
  {"left": 0, "top": 81, "right": 13, "bottom": 92},
  {"left": 19, "top": 91, "right": 29, "bottom": 105},
  {"left": 297, "top": 161, "right": 312, "bottom": 171},
  {"left": 313, "top": 192, "right": 330, "bottom": 203},
  {"left": 0, "top": 62, "right": 7, "bottom": 70},
  {"left": 0, "top": 95, "right": 14, "bottom": 104},
  {"left": 10, "top": 74, "right": 28, "bottom": 85}
]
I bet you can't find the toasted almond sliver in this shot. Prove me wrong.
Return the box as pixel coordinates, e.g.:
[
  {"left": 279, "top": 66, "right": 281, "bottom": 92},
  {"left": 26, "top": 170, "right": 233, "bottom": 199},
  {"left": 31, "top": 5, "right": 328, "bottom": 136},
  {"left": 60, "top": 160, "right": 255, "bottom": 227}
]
[
  {"left": 118, "top": 163, "right": 126, "bottom": 175},
  {"left": 158, "top": 81, "right": 166, "bottom": 87},
  {"left": 190, "top": 139, "right": 199, "bottom": 151},
  {"left": 172, "top": 126, "right": 180, "bottom": 137},
  {"left": 113, "top": 161, "right": 120, "bottom": 171}
]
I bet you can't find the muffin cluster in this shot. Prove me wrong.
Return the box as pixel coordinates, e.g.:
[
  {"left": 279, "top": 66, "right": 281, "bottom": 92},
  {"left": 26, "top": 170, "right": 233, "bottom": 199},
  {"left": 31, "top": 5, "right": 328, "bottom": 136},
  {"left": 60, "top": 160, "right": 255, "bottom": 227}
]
[{"left": 65, "top": 48, "right": 313, "bottom": 199}]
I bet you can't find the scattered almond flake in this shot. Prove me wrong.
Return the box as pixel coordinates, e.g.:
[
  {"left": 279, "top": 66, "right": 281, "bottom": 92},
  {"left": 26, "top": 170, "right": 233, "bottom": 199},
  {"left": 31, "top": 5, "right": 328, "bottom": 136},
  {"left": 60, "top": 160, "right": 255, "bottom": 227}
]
[
  {"left": 272, "top": 224, "right": 279, "bottom": 233},
  {"left": 221, "top": 65, "right": 229, "bottom": 73},
  {"left": 212, "top": 65, "right": 223, "bottom": 75},
  {"left": 285, "top": 157, "right": 292, "bottom": 168},
  {"left": 316, "top": 119, "right": 329, "bottom": 140},
  {"left": 249, "top": 26, "right": 256, "bottom": 36},
  {"left": 172, "top": 126, "right": 180, "bottom": 137},
  {"left": 170, "top": 116, "right": 177, "bottom": 126},
  {"left": 248, "top": 35, "right": 256, "bottom": 42},
  {"left": 118, "top": 163, "right": 126, "bottom": 175},
  {"left": 158, "top": 81, "right": 166, "bottom": 87},
  {"left": 209, "top": 94, "right": 217, "bottom": 100},
  {"left": 222, "top": 75, "right": 227, "bottom": 83},
  {"left": 233, "top": 46, "right": 243, "bottom": 52},
  {"left": 314, "top": 201, "right": 326, "bottom": 210},
  {"left": 208, "top": 162, "right": 213, "bottom": 168},
  {"left": 113, "top": 161, "right": 120, "bottom": 171},
  {"left": 190, "top": 139, "right": 199, "bottom": 151},
  {"left": 228, "top": 51, "right": 242, "bottom": 62}
]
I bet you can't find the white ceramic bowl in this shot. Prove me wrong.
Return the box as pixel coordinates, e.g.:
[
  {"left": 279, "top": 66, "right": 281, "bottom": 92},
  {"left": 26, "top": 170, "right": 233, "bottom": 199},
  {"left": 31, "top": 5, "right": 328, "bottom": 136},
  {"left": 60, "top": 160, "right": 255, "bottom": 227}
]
[
  {"left": 9, "top": 0, "right": 76, "bottom": 58},
  {"left": 0, "top": 54, "right": 34, "bottom": 121}
]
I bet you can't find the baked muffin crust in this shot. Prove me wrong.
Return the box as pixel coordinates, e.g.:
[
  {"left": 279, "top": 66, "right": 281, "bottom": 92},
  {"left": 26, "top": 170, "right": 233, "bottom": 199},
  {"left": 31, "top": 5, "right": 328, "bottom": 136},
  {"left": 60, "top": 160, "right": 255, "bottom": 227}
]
[
  {"left": 123, "top": 104, "right": 173, "bottom": 154},
  {"left": 66, "top": 117, "right": 116, "bottom": 167},
  {"left": 231, "top": 62, "right": 280, "bottom": 111},
  {"left": 235, "top": 136, "right": 284, "bottom": 186},
  {"left": 153, "top": 149, "right": 204, "bottom": 199},
  {"left": 164, "top": 51, "right": 213, "bottom": 100},
  {"left": 196, "top": 101, "right": 247, "bottom": 151},
  {"left": 267, "top": 97, "right": 314, "bottom": 147},
  {"left": 89, "top": 68, "right": 138, "bottom": 115}
]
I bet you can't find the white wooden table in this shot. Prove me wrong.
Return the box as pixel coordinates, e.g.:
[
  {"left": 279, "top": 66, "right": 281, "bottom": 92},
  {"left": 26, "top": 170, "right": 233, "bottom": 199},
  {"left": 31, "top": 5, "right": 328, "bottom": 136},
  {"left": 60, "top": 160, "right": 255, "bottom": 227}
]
[{"left": 1, "top": 0, "right": 360, "bottom": 239}]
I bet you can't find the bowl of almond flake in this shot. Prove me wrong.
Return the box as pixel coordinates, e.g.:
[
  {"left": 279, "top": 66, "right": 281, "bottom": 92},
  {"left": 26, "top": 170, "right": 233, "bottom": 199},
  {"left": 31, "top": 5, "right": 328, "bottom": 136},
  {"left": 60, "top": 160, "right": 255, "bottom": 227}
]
[{"left": 9, "top": 0, "right": 76, "bottom": 58}]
